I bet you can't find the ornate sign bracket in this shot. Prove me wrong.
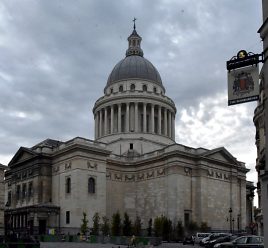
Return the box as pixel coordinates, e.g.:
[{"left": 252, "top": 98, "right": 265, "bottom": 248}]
[{"left": 226, "top": 50, "right": 263, "bottom": 71}]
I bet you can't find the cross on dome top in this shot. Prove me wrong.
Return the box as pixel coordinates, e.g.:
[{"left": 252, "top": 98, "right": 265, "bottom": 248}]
[{"left": 133, "top": 17, "right": 137, "bottom": 30}]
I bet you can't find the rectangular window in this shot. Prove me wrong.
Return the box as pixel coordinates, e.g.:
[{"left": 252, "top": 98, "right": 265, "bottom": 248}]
[
  {"left": 66, "top": 211, "right": 70, "bottom": 224},
  {"left": 22, "top": 184, "right": 27, "bottom": 199},
  {"left": 16, "top": 185, "right": 21, "bottom": 200},
  {"left": 88, "top": 177, "right": 96, "bottom": 194},
  {"left": 184, "top": 210, "right": 191, "bottom": 227},
  {"left": 28, "top": 181, "right": 33, "bottom": 198},
  {"left": 130, "top": 143, "right": 133, "bottom": 150},
  {"left": 66, "top": 177, "right": 71, "bottom": 194},
  {"left": 7, "top": 191, "right": 11, "bottom": 205}
]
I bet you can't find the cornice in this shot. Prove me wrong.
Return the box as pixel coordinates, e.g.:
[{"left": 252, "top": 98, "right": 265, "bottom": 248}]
[
  {"left": 258, "top": 17, "right": 268, "bottom": 39},
  {"left": 52, "top": 142, "right": 111, "bottom": 159}
]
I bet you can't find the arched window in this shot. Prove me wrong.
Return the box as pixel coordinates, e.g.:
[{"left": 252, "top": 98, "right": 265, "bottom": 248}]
[
  {"left": 130, "top": 84, "right": 135, "bottom": 91},
  {"left": 88, "top": 177, "right": 95, "bottom": 194},
  {"left": 119, "top": 85, "right": 123, "bottom": 92},
  {"left": 143, "top": 85, "right": 147, "bottom": 91},
  {"left": 66, "top": 177, "right": 71, "bottom": 193}
]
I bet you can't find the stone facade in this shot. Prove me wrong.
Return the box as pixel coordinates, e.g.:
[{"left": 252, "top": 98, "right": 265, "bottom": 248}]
[
  {"left": 4, "top": 27, "right": 251, "bottom": 235},
  {"left": 254, "top": 1, "right": 268, "bottom": 241}
]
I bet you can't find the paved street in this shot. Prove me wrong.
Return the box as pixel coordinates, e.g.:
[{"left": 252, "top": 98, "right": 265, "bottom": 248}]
[{"left": 40, "top": 242, "right": 199, "bottom": 248}]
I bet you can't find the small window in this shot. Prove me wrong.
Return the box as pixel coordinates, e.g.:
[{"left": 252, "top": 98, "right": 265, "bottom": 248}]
[
  {"left": 130, "top": 143, "right": 133, "bottom": 150},
  {"left": 88, "top": 177, "right": 95, "bottom": 194},
  {"left": 119, "top": 85, "right": 123, "bottom": 92},
  {"left": 110, "top": 88, "right": 113, "bottom": 94},
  {"left": 16, "top": 185, "right": 21, "bottom": 200},
  {"left": 66, "top": 211, "right": 70, "bottom": 224},
  {"left": 184, "top": 211, "right": 191, "bottom": 227},
  {"left": 66, "top": 177, "right": 71, "bottom": 194},
  {"left": 22, "top": 184, "right": 27, "bottom": 199},
  {"left": 153, "top": 87, "right": 157, "bottom": 93},
  {"left": 130, "top": 84, "right": 135, "bottom": 91},
  {"left": 142, "top": 85, "right": 147, "bottom": 91},
  {"left": 28, "top": 181, "right": 33, "bottom": 198},
  {"left": 7, "top": 191, "right": 11, "bottom": 205}
]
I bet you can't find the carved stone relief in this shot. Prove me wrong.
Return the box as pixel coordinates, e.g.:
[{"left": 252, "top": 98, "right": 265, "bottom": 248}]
[
  {"left": 207, "top": 169, "right": 214, "bottom": 177},
  {"left": 107, "top": 168, "right": 167, "bottom": 182},
  {"left": 125, "top": 174, "right": 135, "bottom": 181},
  {"left": 137, "top": 173, "right": 144, "bottom": 180},
  {"left": 216, "top": 172, "right": 222, "bottom": 179},
  {"left": 184, "top": 167, "right": 192, "bottom": 176},
  {"left": 87, "top": 162, "right": 97, "bottom": 170},
  {"left": 106, "top": 172, "right": 111, "bottom": 180},
  {"left": 157, "top": 168, "right": 165, "bottom": 176},
  {"left": 114, "top": 173, "right": 122, "bottom": 181},
  {"left": 146, "top": 171, "right": 154, "bottom": 179},
  {"left": 207, "top": 169, "right": 230, "bottom": 181},
  {"left": 65, "top": 162, "right": 72, "bottom": 170}
]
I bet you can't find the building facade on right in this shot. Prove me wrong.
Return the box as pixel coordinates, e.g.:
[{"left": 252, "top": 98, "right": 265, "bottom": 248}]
[{"left": 254, "top": 0, "right": 268, "bottom": 243}]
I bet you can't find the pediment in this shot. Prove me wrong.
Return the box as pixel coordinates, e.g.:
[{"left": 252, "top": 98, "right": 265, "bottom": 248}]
[
  {"left": 8, "top": 147, "right": 38, "bottom": 167},
  {"left": 201, "top": 147, "right": 239, "bottom": 165}
]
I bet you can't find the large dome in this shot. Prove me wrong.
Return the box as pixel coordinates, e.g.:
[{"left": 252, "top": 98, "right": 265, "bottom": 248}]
[{"left": 106, "top": 55, "right": 162, "bottom": 86}]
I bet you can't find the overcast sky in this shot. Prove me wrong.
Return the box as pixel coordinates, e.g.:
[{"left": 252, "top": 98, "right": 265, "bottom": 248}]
[{"left": 0, "top": 1, "right": 263, "bottom": 190}]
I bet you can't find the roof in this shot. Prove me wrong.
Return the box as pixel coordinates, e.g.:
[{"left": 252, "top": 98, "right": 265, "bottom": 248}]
[{"left": 106, "top": 55, "right": 163, "bottom": 86}]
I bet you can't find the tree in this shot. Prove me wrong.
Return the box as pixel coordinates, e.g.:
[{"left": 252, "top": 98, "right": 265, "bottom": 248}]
[
  {"left": 80, "top": 212, "right": 89, "bottom": 235},
  {"left": 147, "top": 218, "right": 152, "bottom": 236},
  {"left": 153, "top": 216, "right": 163, "bottom": 237},
  {"left": 111, "top": 211, "right": 121, "bottom": 236},
  {"left": 176, "top": 220, "right": 184, "bottom": 240},
  {"left": 187, "top": 221, "right": 199, "bottom": 235},
  {"left": 200, "top": 222, "right": 210, "bottom": 232},
  {"left": 101, "top": 216, "right": 110, "bottom": 236},
  {"left": 153, "top": 215, "right": 172, "bottom": 240},
  {"left": 133, "top": 216, "right": 142, "bottom": 236},
  {"left": 162, "top": 217, "right": 172, "bottom": 241},
  {"left": 153, "top": 216, "right": 161, "bottom": 237},
  {"left": 122, "top": 212, "right": 132, "bottom": 236},
  {"left": 92, "top": 212, "right": 100, "bottom": 235}
]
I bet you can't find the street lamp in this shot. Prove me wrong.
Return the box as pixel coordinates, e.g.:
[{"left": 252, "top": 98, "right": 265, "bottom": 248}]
[{"left": 229, "top": 208, "right": 233, "bottom": 233}]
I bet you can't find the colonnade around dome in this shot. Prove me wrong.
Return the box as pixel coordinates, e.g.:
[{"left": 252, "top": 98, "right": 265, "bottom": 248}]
[{"left": 94, "top": 101, "right": 175, "bottom": 140}]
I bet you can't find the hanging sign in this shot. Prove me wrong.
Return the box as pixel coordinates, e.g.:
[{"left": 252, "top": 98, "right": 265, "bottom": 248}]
[{"left": 227, "top": 65, "right": 259, "bottom": 106}]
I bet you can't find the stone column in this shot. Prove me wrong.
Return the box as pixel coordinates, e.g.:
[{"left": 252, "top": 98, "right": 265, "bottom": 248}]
[
  {"left": 14, "top": 215, "right": 16, "bottom": 228},
  {"left": 99, "top": 110, "right": 103, "bottom": 137},
  {"left": 135, "top": 102, "right": 138, "bottom": 132},
  {"left": 151, "top": 104, "right": 155, "bottom": 133},
  {"left": 118, "top": 104, "right": 121, "bottom": 133},
  {"left": 168, "top": 110, "right": 172, "bottom": 137},
  {"left": 21, "top": 214, "right": 23, "bottom": 228},
  {"left": 126, "top": 102, "right": 130, "bottom": 132},
  {"left": 111, "top": 105, "right": 114, "bottom": 134},
  {"left": 164, "top": 108, "right": 168, "bottom": 136},
  {"left": 172, "top": 113, "right": 175, "bottom": 140},
  {"left": 143, "top": 103, "right": 147, "bottom": 132},
  {"left": 94, "top": 113, "right": 98, "bottom": 139},
  {"left": 158, "top": 106, "right": 161, "bottom": 135},
  {"left": 104, "top": 108, "right": 108, "bottom": 135}
]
